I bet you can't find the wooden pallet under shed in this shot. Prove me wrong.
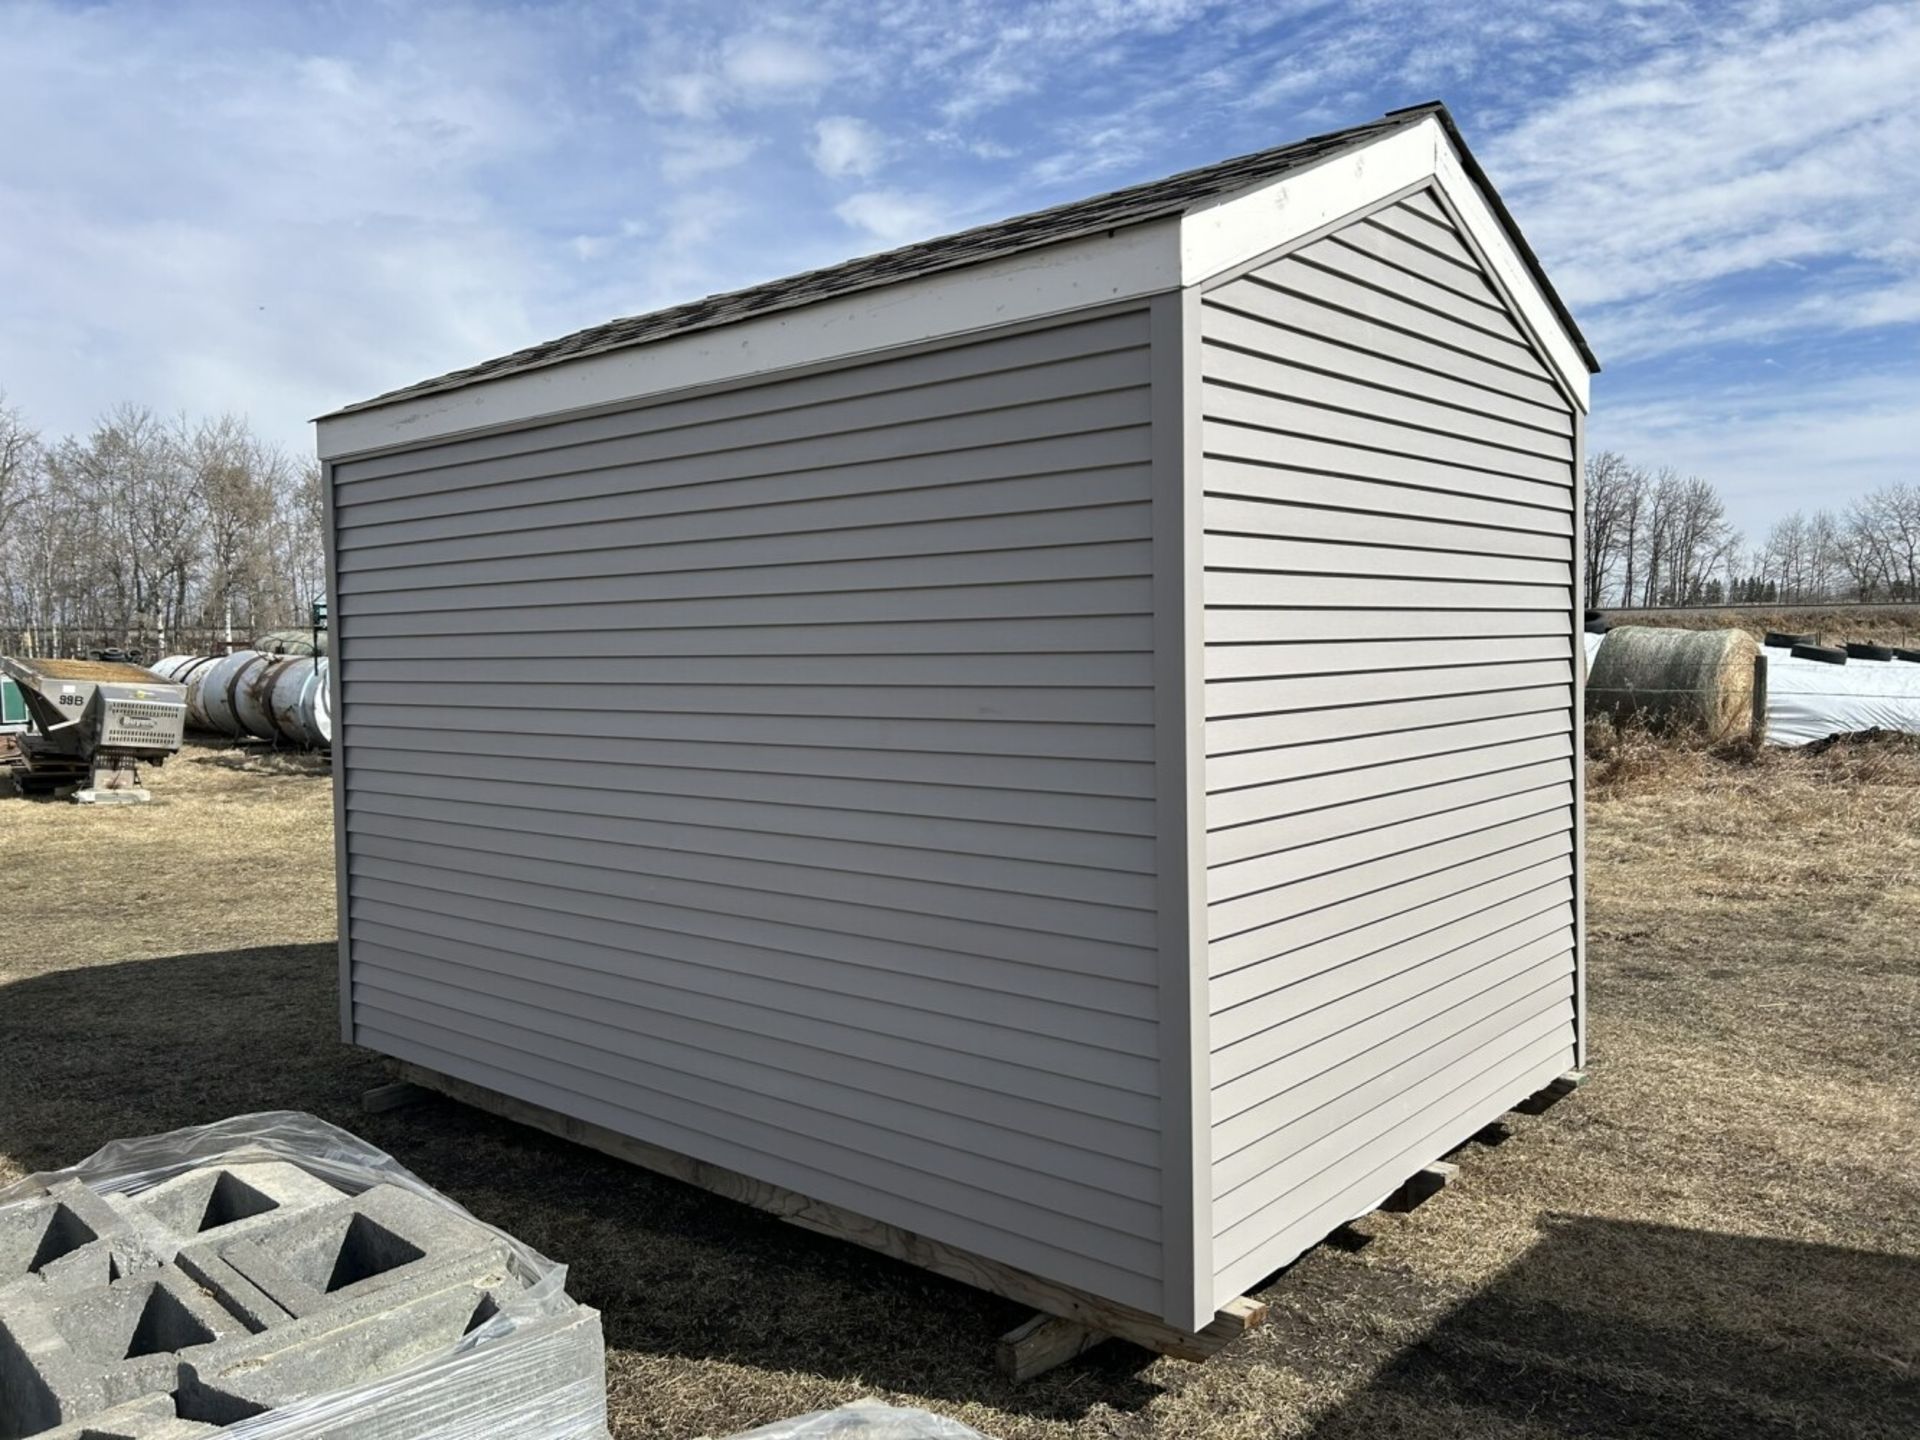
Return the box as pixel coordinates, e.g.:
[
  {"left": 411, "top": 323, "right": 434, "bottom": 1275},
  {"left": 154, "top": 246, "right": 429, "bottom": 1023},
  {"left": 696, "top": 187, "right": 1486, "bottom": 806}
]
[{"left": 373, "top": 1062, "right": 1585, "bottom": 1380}]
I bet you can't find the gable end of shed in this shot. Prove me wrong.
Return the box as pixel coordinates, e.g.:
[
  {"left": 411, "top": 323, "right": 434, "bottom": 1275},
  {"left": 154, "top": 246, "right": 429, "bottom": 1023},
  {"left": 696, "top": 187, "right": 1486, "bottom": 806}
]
[{"left": 1177, "top": 115, "right": 1592, "bottom": 411}]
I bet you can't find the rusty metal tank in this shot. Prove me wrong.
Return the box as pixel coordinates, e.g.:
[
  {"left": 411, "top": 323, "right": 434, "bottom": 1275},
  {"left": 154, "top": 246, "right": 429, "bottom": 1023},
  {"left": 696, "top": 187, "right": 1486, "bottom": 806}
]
[
  {"left": 150, "top": 651, "right": 331, "bottom": 748},
  {"left": 264, "top": 655, "right": 332, "bottom": 748},
  {"left": 152, "top": 655, "right": 221, "bottom": 729}
]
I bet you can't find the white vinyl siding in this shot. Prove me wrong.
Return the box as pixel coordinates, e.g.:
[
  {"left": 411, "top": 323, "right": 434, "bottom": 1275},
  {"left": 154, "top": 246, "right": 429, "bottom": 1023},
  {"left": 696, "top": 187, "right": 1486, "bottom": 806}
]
[
  {"left": 1199, "top": 190, "right": 1580, "bottom": 1306},
  {"left": 331, "top": 308, "right": 1168, "bottom": 1314}
]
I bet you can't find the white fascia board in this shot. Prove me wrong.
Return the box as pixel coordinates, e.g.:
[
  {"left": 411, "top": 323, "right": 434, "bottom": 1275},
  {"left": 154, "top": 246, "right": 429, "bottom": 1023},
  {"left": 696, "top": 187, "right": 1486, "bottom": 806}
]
[
  {"left": 317, "top": 220, "right": 1183, "bottom": 460},
  {"left": 1177, "top": 116, "right": 1590, "bottom": 412}
]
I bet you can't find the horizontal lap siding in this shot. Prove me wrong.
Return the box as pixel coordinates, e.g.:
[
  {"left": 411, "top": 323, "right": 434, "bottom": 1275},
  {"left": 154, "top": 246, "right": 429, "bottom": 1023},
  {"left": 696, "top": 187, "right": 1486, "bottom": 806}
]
[
  {"left": 1199, "top": 193, "right": 1579, "bottom": 1306},
  {"left": 332, "top": 309, "right": 1165, "bottom": 1313}
]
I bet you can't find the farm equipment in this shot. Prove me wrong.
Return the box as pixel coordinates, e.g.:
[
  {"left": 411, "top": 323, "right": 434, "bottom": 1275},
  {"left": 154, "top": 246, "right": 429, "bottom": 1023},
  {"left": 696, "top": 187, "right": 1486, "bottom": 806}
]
[{"left": 0, "top": 655, "right": 187, "bottom": 803}]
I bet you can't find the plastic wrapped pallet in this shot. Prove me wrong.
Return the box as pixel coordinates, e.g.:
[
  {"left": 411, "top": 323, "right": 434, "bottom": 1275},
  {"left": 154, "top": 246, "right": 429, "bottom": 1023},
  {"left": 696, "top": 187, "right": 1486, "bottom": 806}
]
[
  {"left": 723, "top": 1401, "right": 995, "bottom": 1438},
  {"left": 0, "top": 1111, "right": 607, "bottom": 1440}
]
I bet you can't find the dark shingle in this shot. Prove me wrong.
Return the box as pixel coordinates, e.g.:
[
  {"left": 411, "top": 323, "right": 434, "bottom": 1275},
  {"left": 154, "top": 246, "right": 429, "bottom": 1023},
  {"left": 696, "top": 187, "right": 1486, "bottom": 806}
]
[{"left": 327, "top": 104, "right": 1593, "bottom": 418}]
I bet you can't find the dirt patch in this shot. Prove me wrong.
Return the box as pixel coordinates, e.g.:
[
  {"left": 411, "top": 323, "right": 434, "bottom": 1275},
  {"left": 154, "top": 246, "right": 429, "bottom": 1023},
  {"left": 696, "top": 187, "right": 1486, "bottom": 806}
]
[{"left": 1, "top": 740, "right": 1915, "bottom": 1438}]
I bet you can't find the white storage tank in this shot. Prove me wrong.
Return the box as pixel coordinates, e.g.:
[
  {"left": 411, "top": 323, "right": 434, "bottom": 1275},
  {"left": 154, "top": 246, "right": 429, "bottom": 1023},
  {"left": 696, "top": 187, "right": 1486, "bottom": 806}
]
[{"left": 153, "top": 652, "right": 332, "bottom": 748}]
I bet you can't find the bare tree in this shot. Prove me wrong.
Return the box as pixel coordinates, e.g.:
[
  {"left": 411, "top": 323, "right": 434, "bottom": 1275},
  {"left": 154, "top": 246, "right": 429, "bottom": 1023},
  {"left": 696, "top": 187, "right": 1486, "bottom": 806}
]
[
  {"left": 1582, "top": 455, "right": 1741, "bottom": 608},
  {"left": 1635, "top": 468, "right": 1677, "bottom": 606},
  {"left": 1759, "top": 513, "right": 1809, "bottom": 601},
  {"left": 1661, "top": 474, "right": 1737, "bottom": 604},
  {"left": 276, "top": 460, "right": 328, "bottom": 618},
  {"left": 184, "top": 413, "right": 279, "bottom": 644},
  {"left": 1, "top": 393, "right": 322, "bottom": 658},
  {"left": 1582, "top": 451, "right": 1637, "bottom": 608},
  {"left": 1854, "top": 483, "right": 1920, "bottom": 600},
  {"left": 1619, "top": 467, "right": 1646, "bottom": 607},
  {"left": 0, "top": 392, "right": 39, "bottom": 537}
]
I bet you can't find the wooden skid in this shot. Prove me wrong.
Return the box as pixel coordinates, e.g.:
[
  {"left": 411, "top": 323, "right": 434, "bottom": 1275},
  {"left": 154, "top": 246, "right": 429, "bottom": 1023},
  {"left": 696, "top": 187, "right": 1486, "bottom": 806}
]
[
  {"left": 996, "top": 1314, "right": 1108, "bottom": 1382},
  {"left": 392, "top": 1060, "right": 1268, "bottom": 1363},
  {"left": 1512, "top": 1068, "right": 1587, "bottom": 1115},
  {"left": 359, "top": 1080, "right": 433, "bottom": 1114},
  {"left": 1378, "top": 1161, "right": 1458, "bottom": 1214}
]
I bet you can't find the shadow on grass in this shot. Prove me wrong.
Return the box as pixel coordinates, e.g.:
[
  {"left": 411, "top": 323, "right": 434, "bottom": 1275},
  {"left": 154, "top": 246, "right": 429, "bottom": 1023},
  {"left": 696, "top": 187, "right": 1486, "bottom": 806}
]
[
  {"left": 10, "top": 949, "right": 1918, "bottom": 1432},
  {"left": 0, "top": 945, "right": 1160, "bottom": 1421},
  {"left": 1296, "top": 1214, "right": 1920, "bottom": 1440}
]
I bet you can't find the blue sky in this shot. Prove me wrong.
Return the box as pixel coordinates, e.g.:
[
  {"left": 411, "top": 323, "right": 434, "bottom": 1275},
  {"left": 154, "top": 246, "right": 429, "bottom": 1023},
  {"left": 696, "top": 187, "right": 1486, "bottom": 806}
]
[{"left": 1, "top": 0, "right": 1914, "bottom": 539}]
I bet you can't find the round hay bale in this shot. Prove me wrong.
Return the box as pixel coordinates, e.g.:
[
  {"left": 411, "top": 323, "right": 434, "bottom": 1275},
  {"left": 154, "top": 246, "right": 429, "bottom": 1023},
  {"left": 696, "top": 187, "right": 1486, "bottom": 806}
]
[
  {"left": 1585, "top": 625, "right": 1759, "bottom": 741},
  {"left": 1765, "top": 630, "right": 1814, "bottom": 649},
  {"left": 1844, "top": 641, "right": 1894, "bottom": 662}
]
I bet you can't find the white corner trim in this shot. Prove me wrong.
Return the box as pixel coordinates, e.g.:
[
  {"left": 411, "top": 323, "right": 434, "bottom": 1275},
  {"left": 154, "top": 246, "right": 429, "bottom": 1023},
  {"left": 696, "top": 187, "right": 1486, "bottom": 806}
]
[
  {"left": 317, "top": 220, "right": 1183, "bottom": 459},
  {"left": 1177, "top": 116, "right": 1590, "bottom": 411}
]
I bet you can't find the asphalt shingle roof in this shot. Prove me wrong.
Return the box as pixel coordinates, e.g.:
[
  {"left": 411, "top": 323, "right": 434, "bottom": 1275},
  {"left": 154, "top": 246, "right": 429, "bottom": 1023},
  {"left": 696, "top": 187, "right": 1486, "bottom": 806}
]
[{"left": 329, "top": 103, "right": 1594, "bottom": 418}]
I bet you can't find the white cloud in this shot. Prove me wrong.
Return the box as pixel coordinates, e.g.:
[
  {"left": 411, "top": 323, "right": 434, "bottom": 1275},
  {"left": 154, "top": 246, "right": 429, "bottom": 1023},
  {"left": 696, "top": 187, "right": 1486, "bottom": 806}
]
[
  {"left": 811, "top": 116, "right": 886, "bottom": 179},
  {"left": 1, "top": 0, "right": 1914, "bottom": 549},
  {"left": 863, "top": 0, "right": 1217, "bottom": 122},
  {"left": 632, "top": 28, "right": 837, "bottom": 119},
  {"left": 0, "top": 2, "right": 559, "bottom": 454},
  {"left": 1594, "top": 370, "right": 1920, "bottom": 534},
  {"left": 658, "top": 130, "right": 762, "bottom": 183},
  {"left": 722, "top": 34, "right": 833, "bottom": 97},
  {"left": 834, "top": 190, "right": 948, "bottom": 245},
  {"left": 1485, "top": 1, "right": 1920, "bottom": 346},
  {"left": 1023, "top": 122, "right": 1152, "bottom": 190},
  {"left": 637, "top": 72, "right": 725, "bottom": 121},
  {"left": 1589, "top": 270, "right": 1920, "bottom": 365}
]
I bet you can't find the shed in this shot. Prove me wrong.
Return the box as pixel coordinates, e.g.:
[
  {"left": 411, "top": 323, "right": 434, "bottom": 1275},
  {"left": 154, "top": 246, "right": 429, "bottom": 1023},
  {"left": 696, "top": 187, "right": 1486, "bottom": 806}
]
[{"left": 316, "top": 102, "right": 1594, "bottom": 1340}]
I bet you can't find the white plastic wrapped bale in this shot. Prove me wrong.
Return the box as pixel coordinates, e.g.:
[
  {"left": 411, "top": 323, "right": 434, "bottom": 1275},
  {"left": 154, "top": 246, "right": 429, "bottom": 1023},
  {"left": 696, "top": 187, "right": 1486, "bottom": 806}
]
[
  {"left": 723, "top": 1402, "right": 995, "bottom": 1438},
  {"left": 0, "top": 1112, "right": 606, "bottom": 1440},
  {"left": 1763, "top": 648, "right": 1920, "bottom": 747}
]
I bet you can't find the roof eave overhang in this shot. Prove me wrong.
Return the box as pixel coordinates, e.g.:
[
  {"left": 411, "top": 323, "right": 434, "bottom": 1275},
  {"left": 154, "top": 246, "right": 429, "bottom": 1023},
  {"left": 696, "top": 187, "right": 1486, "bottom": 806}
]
[
  {"left": 1178, "top": 113, "right": 1595, "bottom": 412},
  {"left": 317, "top": 111, "right": 1595, "bottom": 462},
  {"left": 315, "top": 216, "right": 1185, "bottom": 461}
]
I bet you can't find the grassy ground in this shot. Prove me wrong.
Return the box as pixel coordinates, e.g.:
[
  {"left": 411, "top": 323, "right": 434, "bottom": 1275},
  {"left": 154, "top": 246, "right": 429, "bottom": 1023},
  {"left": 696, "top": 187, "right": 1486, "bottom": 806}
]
[
  {"left": 1615, "top": 605, "right": 1920, "bottom": 649},
  {"left": 2, "top": 741, "right": 1916, "bottom": 1438}
]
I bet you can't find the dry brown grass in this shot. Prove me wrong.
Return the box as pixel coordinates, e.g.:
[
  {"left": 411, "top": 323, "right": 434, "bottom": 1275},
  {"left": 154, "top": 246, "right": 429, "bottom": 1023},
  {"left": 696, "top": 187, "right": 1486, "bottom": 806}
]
[
  {"left": 2, "top": 741, "right": 1917, "bottom": 1438},
  {"left": 1621, "top": 605, "right": 1920, "bottom": 649}
]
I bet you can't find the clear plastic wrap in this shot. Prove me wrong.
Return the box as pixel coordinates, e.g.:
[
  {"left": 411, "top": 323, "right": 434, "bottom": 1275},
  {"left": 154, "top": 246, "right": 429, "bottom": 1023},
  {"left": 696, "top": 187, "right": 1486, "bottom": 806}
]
[
  {"left": 0, "top": 1110, "right": 608, "bottom": 1440},
  {"left": 1763, "top": 649, "right": 1920, "bottom": 747},
  {"left": 723, "top": 1401, "right": 995, "bottom": 1439}
]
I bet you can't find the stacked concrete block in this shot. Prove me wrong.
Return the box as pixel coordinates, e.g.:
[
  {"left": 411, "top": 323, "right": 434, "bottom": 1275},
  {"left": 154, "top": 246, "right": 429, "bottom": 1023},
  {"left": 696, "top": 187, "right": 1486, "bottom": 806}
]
[{"left": 0, "top": 1145, "right": 605, "bottom": 1440}]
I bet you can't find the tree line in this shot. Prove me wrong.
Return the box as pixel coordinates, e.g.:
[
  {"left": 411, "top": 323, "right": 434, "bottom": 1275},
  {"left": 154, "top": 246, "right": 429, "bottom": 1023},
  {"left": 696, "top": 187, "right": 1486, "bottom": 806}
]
[
  {"left": 1583, "top": 451, "right": 1919, "bottom": 609},
  {"left": 3, "top": 387, "right": 1913, "bottom": 659},
  {"left": 0, "top": 393, "right": 324, "bottom": 660}
]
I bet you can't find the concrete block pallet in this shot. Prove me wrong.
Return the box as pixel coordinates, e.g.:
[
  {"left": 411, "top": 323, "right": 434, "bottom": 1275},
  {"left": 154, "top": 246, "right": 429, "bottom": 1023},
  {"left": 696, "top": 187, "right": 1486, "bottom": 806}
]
[{"left": 0, "top": 1114, "right": 606, "bottom": 1440}]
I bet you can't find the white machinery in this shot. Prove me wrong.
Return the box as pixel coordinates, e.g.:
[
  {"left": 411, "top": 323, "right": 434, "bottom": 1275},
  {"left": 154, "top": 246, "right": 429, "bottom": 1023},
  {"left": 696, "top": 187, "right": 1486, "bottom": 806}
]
[{"left": 0, "top": 656, "right": 188, "bottom": 803}]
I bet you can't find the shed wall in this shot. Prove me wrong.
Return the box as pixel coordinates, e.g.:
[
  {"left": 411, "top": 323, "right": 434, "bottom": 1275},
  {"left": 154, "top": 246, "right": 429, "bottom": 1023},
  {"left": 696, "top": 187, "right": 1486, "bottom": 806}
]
[
  {"left": 328, "top": 309, "right": 1169, "bottom": 1314},
  {"left": 1198, "top": 190, "right": 1580, "bottom": 1304}
]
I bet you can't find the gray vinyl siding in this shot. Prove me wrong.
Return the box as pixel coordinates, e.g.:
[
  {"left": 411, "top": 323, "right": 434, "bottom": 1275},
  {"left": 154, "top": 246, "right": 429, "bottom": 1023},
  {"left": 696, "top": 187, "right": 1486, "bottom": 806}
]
[
  {"left": 329, "top": 309, "right": 1168, "bottom": 1314},
  {"left": 1197, "top": 190, "right": 1580, "bottom": 1306}
]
